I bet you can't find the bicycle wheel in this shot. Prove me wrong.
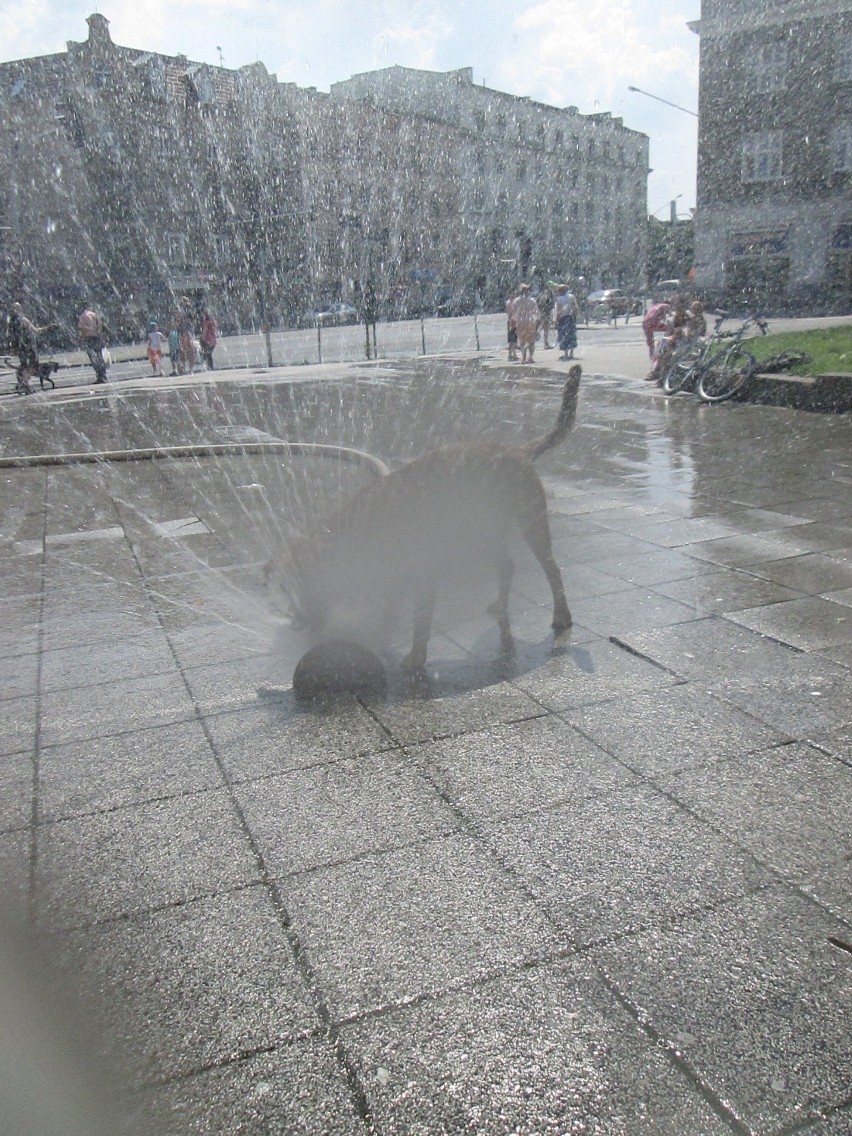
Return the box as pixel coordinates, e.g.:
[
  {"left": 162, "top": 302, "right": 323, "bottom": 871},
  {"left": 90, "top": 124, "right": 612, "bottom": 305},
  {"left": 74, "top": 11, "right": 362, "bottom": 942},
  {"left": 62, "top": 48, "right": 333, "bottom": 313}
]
[
  {"left": 662, "top": 344, "right": 703, "bottom": 395},
  {"left": 697, "top": 345, "right": 757, "bottom": 404}
]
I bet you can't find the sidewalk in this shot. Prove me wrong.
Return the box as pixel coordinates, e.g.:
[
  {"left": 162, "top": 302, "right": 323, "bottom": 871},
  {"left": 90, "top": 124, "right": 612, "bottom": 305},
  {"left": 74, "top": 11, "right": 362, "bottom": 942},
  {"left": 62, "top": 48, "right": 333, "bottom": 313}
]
[{"left": 1, "top": 353, "right": 850, "bottom": 1134}]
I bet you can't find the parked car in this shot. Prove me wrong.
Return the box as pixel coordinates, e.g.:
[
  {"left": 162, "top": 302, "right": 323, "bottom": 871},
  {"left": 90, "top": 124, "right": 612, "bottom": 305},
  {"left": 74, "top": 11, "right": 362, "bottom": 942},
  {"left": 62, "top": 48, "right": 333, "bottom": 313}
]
[
  {"left": 586, "top": 288, "right": 637, "bottom": 321},
  {"left": 302, "top": 301, "right": 359, "bottom": 326},
  {"left": 434, "top": 288, "right": 475, "bottom": 317},
  {"left": 651, "top": 279, "right": 684, "bottom": 302},
  {"left": 326, "top": 301, "right": 359, "bottom": 324},
  {"left": 303, "top": 305, "right": 332, "bottom": 326}
]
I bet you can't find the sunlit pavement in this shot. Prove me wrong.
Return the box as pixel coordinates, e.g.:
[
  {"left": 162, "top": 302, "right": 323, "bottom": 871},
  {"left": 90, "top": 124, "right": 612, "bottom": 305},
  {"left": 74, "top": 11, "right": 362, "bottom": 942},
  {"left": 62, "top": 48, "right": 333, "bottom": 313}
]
[{"left": 1, "top": 349, "right": 851, "bottom": 1134}]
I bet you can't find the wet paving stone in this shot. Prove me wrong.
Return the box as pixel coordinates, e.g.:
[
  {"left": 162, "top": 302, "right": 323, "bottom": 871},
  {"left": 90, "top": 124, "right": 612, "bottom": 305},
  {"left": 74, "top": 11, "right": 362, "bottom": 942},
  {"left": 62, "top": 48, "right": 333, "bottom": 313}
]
[
  {"left": 509, "top": 636, "right": 680, "bottom": 711},
  {"left": 340, "top": 960, "right": 732, "bottom": 1135},
  {"left": 723, "top": 594, "right": 852, "bottom": 651},
  {"left": 58, "top": 888, "right": 317, "bottom": 1083},
  {"left": 35, "top": 789, "right": 261, "bottom": 928},
  {"left": 281, "top": 833, "right": 561, "bottom": 1019},
  {"left": 37, "top": 719, "right": 224, "bottom": 821},
  {"left": 39, "top": 669, "right": 197, "bottom": 746},
  {"left": 203, "top": 699, "right": 397, "bottom": 782},
  {"left": 651, "top": 567, "right": 803, "bottom": 615},
  {"left": 663, "top": 741, "right": 852, "bottom": 915},
  {"left": 598, "top": 888, "right": 852, "bottom": 1133},
  {"left": 235, "top": 752, "right": 456, "bottom": 876},
  {"left": 568, "top": 682, "right": 787, "bottom": 777},
  {"left": 747, "top": 551, "right": 852, "bottom": 595},
  {"left": 39, "top": 627, "right": 176, "bottom": 691},
  {"left": 0, "top": 694, "right": 37, "bottom": 757},
  {"left": 1, "top": 359, "right": 850, "bottom": 1132},
  {"left": 483, "top": 783, "right": 770, "bottom": 946},
  {"left": 415, "top": 715, "right": 639, "bottom": 821},
  {"left": 0, "top": 829, "right": 30, "bottom": 919},
  {"left": 130, "top": 1038, "right": 366, "bottom": 1136}
]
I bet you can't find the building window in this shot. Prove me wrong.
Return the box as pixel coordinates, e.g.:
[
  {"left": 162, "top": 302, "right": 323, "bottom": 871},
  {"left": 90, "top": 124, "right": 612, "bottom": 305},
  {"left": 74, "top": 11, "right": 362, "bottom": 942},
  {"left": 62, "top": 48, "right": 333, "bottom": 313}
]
[
  {"left": 835, "top": 35, "right": 852, "bottom": 81},
  {"left": 832, "top": 121, "right": 852, "bottom": 172},
  {"left": 165, "top": 233, "right": 188, "bottom": 264},
  {"left": 741, "top": 131, "right": 783, "bottom": 182},
  {"left": 754, "top": 41, "right": 787, "bottom": 92},
  {"left": 214, "top": 235, "right": 232, "bottom": 265}
]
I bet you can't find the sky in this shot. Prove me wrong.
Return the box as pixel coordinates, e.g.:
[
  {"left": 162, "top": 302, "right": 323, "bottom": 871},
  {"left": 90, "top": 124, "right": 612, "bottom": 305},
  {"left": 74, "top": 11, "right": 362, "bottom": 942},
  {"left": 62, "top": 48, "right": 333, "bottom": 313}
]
[{"left": 0, "top": 1, "right": 701, "bottom": 216}]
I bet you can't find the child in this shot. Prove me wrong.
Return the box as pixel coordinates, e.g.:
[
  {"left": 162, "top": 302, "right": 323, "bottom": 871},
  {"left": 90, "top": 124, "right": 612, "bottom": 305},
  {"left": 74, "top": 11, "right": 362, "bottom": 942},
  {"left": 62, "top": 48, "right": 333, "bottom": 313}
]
[
  {"left": 168, "top": 324, "right": 181, "bottom": 375},
  {"left": 146, "top": 320, "right": 167, "bottom": 376}
]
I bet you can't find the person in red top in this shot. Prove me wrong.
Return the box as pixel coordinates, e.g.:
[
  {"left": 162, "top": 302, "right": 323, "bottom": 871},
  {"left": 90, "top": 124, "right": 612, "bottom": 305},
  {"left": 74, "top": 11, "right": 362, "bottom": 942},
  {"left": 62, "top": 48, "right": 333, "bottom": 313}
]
[
  {"left": 200, "top": 311, "right": 218, "bottom": 370},
  {"left": 642, "top": 301, "right": 670, "bottom": 359}
]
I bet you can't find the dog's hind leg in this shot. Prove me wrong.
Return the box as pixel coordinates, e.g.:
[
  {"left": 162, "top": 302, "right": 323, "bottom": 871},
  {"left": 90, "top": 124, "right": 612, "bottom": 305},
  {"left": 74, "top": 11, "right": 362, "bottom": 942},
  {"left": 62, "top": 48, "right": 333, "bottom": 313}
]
[
  {"left": 486, "top": 542, "right": 516, "bottom": 657},
  {"left": 520, "top": 507, "right": 571, "bottom": 633},
  {"left": 401, "top": 574, "right": 437, "bottom": 673}
]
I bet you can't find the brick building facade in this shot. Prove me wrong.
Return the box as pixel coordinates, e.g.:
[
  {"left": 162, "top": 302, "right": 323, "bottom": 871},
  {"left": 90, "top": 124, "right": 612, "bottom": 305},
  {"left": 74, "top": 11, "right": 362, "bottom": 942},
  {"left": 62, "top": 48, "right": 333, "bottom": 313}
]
[
  {"left": 694, "top": 0, "right": 852, "bottom": 312},
  {"left": 0, "top": 13, "right": 649, "bottom": 337}
]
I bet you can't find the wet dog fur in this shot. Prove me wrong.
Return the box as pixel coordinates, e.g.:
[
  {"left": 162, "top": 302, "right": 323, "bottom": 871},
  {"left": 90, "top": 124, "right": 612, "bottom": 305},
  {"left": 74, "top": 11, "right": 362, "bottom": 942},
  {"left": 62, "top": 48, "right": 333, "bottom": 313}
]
[
  {"left": 5, "top": 358, "right": 59, "bottom": 390},
  {"left": 280, "top": 366, "right": 582, "bottom": 671}
]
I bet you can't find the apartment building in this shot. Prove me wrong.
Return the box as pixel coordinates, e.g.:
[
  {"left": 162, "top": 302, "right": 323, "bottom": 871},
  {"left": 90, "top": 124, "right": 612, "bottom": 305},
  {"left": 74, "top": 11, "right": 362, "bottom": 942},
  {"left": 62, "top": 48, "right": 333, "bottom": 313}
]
[
  {"left": 694, "top": 0, "right": 852, "bottom": 311},
  {"left": 0, "top": 14, "right": 650, "bottom": 333},
  {"left": 332, "top": 66, "right": 650, "bottom": 302}
]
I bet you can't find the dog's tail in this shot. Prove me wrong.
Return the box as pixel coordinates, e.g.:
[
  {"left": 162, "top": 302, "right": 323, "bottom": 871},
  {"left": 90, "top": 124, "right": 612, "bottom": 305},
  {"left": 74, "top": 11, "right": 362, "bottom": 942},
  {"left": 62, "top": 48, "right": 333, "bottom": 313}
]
[{"left": 523, "top": 365, "right": 582, "bottom": 462}]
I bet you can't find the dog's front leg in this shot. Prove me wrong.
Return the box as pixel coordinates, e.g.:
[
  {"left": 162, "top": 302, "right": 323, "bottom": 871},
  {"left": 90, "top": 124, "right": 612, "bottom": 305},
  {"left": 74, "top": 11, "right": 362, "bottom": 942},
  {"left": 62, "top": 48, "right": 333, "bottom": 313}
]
[{"left": 401, "top": 575, "right": 437, "bottom": 673}]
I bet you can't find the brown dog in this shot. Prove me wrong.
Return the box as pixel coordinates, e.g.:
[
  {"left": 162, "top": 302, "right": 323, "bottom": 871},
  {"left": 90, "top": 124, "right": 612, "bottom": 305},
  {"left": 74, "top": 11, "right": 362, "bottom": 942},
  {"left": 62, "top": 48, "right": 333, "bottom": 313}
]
[{"left": 282, "top": 366, "right": 582, "bottom": 671}]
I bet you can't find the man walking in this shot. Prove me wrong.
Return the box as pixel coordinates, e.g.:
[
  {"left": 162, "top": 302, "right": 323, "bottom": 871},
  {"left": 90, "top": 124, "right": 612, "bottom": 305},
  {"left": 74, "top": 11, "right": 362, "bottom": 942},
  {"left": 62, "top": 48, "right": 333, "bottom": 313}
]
[
  {"left": 78, "top": 304, "right": 109, "bottom": 384},
  {"left": 8, "top": 302, "right": 51, "bottom": 394}
]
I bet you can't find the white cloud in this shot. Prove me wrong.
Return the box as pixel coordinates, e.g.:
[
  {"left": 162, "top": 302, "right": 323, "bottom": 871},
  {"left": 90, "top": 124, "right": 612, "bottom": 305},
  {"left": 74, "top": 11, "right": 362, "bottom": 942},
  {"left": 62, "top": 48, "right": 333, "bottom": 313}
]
[
  {"left": 371, "top": 1, "right": 455, "bottom": 70},
  {"left": 504, "top": 0, "right": 697, "bottom": 111}
]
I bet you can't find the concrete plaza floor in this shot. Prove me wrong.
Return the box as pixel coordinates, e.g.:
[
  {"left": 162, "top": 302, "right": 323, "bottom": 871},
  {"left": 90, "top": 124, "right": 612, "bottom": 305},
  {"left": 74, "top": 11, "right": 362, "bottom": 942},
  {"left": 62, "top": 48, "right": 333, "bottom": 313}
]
[{"left": 0, "top": 349, "right": 851, "bottom": 1134}]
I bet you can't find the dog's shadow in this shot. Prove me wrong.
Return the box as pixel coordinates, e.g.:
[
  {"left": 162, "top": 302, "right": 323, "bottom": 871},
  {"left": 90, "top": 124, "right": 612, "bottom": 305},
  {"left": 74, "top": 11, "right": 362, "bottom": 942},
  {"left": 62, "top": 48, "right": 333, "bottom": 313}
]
[
  {"left": 258, "top": 629, "right": 594, "bottom": 711},
  {"left": 387, "top": 628, "right": 593, "bottom": 701}
]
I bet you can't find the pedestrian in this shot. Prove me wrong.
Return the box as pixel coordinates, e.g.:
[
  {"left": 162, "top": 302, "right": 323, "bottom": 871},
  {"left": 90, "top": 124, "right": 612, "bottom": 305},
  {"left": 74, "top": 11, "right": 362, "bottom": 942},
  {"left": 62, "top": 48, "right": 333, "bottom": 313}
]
[
  {"left": 199, "top": 310, "right": 218, "bottom": 370},
  {"left": 361, "top": 282, "right": 379, "bottom": 360},
  {"left": 505, "top": 288, "right": 519, "bottom": 361},
  {"left": 176, "top": 297, "right": 197, "bottom": 374},
  {"left": 513, "top": 283, "right": 539, "bottom": 364},
  {"left": 77, "top": 304, "right": 109, "bottom": 384},
  {"left": 642, "top": 301, "right": 670, "bottom": 359},
  {"left": 686, "top": 299, "right": 707, "bottom": 340},
  {"left": 553, "top": 284, "right": 579, "bottom": 360},
  {"left": 536, "top": 283, "right": 555, "bottom": 349},
  {"left": 7, "top": 302, "right": 52, "bottom": 394},
  {"left": 575, "top": 276, "right": 589, "bottom": 327},
  {"left": 167, "top": 321, "right": 181, "bottom": 375},
  {"left": 146, "top": 320, "right": 167, "bottom": 376},
  {"left": 647, "top": 295, "right": 689, "bottom": 384}
]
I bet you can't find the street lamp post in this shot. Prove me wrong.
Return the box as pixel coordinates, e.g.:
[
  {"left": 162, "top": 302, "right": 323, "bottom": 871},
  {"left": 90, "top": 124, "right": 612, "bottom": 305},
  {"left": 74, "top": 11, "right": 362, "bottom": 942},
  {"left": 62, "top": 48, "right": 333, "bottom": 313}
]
[{"left": 627, "top": 86, "right": 698, "bottom": 118}]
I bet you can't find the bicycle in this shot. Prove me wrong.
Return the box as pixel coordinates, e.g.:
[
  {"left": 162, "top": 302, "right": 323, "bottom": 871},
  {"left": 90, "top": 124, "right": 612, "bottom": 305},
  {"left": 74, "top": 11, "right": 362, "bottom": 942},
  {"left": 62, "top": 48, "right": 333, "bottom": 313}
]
[
  {"left": 661, "top": 312, "right": 729, "bottom": 395},
  {"left": 660, "top": 313, "right": 768, "bottom": 402},
  {"left": 696, "top": 314, "right": 768, "bottom": 403}
]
